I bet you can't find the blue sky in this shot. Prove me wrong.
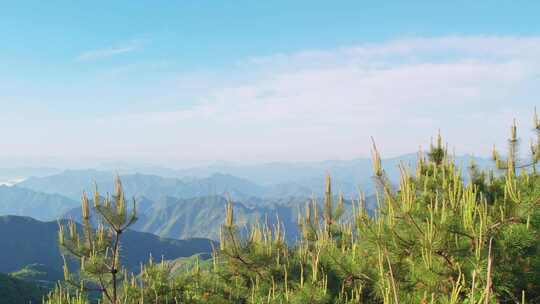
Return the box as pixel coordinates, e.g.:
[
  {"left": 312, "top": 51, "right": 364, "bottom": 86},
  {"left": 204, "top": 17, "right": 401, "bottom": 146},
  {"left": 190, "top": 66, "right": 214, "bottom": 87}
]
[{"left": 1, "top": 2, "right": 540, "bottom": 167}]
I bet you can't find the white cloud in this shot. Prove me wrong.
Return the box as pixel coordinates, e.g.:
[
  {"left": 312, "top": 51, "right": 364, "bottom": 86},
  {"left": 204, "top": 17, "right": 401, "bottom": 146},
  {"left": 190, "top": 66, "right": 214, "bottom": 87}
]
[
  {"left": 4, "top": 36, "right": 540, "bottom": 165},
  {"left": 77, "top": 40, "right": 143, "bottom": 61},
  {"left": 120, "top": 36, "right": 539, "bottom": 162}
]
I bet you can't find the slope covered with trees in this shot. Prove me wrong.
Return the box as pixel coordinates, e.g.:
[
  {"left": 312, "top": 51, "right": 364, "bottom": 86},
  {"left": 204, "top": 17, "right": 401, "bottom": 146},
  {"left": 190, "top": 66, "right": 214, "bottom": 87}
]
[
  {"left": 0, "top": 186, "right": 78, "bottom": 221},
  {"left": 0, "top": 272, "right": 45, "bottom": 304},
  {"left": 0, "top": 215, "right": 215, "bottom": 274},
  {"left": 43, "top": 113, "right": 540, "bottom": 303},
  {"left": 63, "top": 195, "right": 376, "bottom": 241}
]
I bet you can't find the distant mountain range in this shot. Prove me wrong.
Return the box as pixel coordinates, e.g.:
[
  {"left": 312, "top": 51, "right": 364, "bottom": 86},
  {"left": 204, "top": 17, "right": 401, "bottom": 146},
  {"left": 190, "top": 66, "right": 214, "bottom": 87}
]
[
  {"left": 15, "top": 154, "right": 493, "bottom": 199},
  {"left": 0, "top": 215, "right": 215, "bottom": 274},
  {"left": 0, "top": 185, "right": 78, "bottom": 221},
  {"left": 0, "top": 167, "right": 61, "bottom": 181},
  {"left": 0, "top": 154, "right": 495, "bottom": 301},
  {"left": 0, "top": 153, "right": 492, "bottom": 241},
  {"left": 18, "top": 171, "right": 285, "bottom": 201},
  {"left": 17, "top": 169, "right": 346, "bottom": 203},
  {"left": 0, "top": 175, "right": 376, "bottom": 242}
]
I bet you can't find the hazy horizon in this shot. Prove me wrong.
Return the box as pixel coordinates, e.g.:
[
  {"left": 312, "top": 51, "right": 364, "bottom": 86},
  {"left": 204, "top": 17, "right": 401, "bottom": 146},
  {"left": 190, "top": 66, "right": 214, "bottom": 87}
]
[{"left": 0, "top": 150, "right": 493, "bottom": 171}]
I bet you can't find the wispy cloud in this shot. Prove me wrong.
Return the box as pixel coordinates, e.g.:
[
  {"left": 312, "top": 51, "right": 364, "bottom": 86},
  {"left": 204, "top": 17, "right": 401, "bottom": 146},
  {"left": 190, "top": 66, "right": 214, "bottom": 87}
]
[
  {"left": 6, "top": 36, "right": 540, "bottom": 164},
  {"left": 121, "top": 36, "right": 538, "bottom": 161},
  {"left": 76, "top": 40, "right": 143, "bottom": 61}
]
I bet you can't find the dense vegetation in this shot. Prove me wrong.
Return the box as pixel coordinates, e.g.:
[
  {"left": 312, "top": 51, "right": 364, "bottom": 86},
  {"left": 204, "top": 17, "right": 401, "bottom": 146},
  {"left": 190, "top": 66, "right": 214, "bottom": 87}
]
[
  {"left": 44, "top": 114, "right": 540, "bottom": 303},
  {"left": 0, "top": 272, "right": 45, "bottom": 303},
  {"left": 63, "top": 194, "right": 375, "bottom": 242},
  {"left": 0, "top": 215, "right": 214, "bottom": 274},
  {"left": 10, "top": 263, "right": 63, "bottom": 289}
]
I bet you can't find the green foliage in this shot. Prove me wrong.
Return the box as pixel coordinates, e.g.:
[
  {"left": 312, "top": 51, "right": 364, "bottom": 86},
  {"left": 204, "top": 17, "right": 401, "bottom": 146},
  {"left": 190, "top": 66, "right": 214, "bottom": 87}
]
[
  {"left": 0, "top": 215, "right": 214, "bottom": 276},
  {"left": 57, "top": 176, "right": 138, "bottom": 304},
  {"left": 0, "top": 272, "right": 45, "bottom": 304},
  {"left": 10, "top": 263, "right": 63, "bottom": 292},
  {"left": 48, "top": 112, "right": 540, "bottom": 303},
  {"left": 44, "top": 285, "right": 88, "bottom": 304},
  {"left": 11, "top": 263, "right": 63, "bottom": 281}
]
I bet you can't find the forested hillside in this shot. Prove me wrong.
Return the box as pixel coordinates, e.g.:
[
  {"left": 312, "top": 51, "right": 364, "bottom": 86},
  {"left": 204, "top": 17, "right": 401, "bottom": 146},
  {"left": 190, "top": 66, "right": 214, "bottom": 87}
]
[
  {"left": 0, "top": 272, "right": 44, "bottom": 304},
  {"left": 42, "top": 116, "right": 540, "bottom": 303},
  {"left": 0, "top": 215, "right": 215, "bottom": 274},
  {"left": 0, "top": 186, "right": 78, "bottom": 220},
  {"left": 2, "top": 0, "right": 537, "bottom": 302},
  {"left": 63, "top": 195, "right": 376, "bottom": 241}
]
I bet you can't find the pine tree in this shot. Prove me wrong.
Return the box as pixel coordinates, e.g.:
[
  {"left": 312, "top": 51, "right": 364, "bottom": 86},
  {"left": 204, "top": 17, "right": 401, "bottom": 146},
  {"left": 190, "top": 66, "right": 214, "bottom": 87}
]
[
  {"left": 45, "top": 110, "right": 540, "bottom": 303},
  {"left": 55, "top": 176, "right": 137, "bottom": 304}
]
